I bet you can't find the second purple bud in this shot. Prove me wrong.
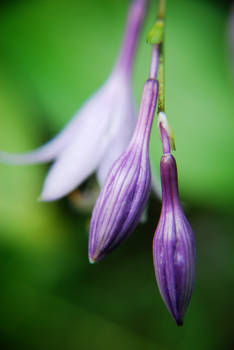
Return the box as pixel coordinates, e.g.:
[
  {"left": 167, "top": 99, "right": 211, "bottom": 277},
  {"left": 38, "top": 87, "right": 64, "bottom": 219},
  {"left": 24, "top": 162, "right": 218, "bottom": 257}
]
[{"left": 153, "top": 115, "right": 196, "bottom": 326}]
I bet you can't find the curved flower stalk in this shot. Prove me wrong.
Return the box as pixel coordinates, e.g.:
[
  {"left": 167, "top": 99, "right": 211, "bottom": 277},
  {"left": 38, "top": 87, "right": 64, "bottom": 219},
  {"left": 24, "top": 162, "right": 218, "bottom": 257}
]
[
  {"left": 89, "top": 77, "right": 158, "bottom": 263},
  {"left": 0, "top": 0, "right": 147, "bottom": 201},
  {"left": 153, "top": 112, "right": 196, "bottom": 326}
]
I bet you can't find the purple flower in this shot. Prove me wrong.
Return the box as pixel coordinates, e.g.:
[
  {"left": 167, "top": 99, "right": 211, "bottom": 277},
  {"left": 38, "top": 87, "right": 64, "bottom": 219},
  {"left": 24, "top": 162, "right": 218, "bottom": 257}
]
[
  {"left": 153, "top": 113, "right": 196, "bottom": 326},
  {"left": 0, "top": 0, "right": 147, "bottom": 201},
  {"left": 89, "top": 78, "right": 158, "bottom": 263}
]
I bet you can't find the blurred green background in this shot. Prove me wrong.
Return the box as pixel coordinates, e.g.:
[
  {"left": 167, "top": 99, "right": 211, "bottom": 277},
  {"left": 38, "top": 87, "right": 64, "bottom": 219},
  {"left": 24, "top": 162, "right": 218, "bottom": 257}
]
[{"left": 0, "top": 0, "right": 234, "bottom": 349}]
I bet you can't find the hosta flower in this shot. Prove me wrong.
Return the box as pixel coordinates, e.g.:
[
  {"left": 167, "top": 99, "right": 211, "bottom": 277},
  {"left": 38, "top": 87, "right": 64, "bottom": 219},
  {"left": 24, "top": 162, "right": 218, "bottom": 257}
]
[
  {"left": 89, "top": 78, "right": 158, "bottom": 263},
  {"left": 0, "top": 0, "right": 147, "bottom": 201},
  {"left": 153, "top": 112, "right": 196, "bottom": 326}
]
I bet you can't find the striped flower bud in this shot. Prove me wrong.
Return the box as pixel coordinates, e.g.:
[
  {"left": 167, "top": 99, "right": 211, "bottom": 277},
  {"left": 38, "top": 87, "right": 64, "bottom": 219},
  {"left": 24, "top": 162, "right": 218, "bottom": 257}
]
[
  {"left": 89, "top": 78, "right": 158, "bottom": 263},
  {"left": 153, "top": 113, "right": 196, "bottom": 326}
]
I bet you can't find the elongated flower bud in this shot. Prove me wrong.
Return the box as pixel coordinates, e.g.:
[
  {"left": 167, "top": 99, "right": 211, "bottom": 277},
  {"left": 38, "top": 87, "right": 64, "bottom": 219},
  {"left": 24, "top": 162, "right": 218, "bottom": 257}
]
[
  {"left": 89, "top": 79, "right": 158, "bottom": 263},
  {"left": 153, "top": 114, "right": 196, "bottom": 326}
]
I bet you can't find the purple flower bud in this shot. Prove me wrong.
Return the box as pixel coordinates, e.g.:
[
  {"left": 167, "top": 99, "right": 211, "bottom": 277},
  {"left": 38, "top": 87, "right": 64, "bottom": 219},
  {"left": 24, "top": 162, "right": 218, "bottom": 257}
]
[
  {"left": 89, "top": 78, "right": 158, "bottom": 263},
  {"left": 153, "top": 152, "right": 196, "bottom": 326}
]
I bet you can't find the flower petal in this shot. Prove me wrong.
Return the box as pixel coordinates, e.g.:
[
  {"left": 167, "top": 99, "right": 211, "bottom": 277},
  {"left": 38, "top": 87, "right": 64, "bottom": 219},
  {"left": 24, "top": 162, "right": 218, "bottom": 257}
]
[
  {"left": 97, "top": 83, "right": 136, "bottom": 185},
  {"left": 0, "top": 79, "right": 113, "bottom": 165},
  {"left": 40, "top": 126, "right": 109, "bottom": 201},
  {"left": 40, "top": 71, "right": 138, "bottom": 201},
  {"left": 40, "top": 78, "right": 119, "bottom": 201},
  {"left": 0, "top": 132, "right": 71, "bottom": 165}
]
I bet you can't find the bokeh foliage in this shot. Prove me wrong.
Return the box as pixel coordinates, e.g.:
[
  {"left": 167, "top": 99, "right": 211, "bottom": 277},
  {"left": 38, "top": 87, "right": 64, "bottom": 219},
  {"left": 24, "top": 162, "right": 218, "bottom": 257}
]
[{"left": 0, "top": 0, "right": 234, "bottom": 349}]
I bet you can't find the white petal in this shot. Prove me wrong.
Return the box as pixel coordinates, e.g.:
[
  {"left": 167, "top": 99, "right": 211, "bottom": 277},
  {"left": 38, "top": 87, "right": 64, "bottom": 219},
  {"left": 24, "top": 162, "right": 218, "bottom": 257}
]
[
  {"left": 40, "top": 82, "right": 117, "bottom": 201},
  {"left": 38, "top": 71, "right": 135, "bottom": 202},
  {"left": 97, "top": 80, "right": 136, "bottom": 185},
  {"left": 0, "top": 132, "right": 71, "bottom": 165},
  {"left": 0, "top": 79, "right": 113, "bottom": 165}
]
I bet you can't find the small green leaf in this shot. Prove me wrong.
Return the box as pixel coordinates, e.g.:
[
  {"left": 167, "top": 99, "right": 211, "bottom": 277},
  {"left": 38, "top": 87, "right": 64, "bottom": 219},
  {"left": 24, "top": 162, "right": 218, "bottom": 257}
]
[{"left": 146, "top": 19, "right": 164, "bottom": 45}]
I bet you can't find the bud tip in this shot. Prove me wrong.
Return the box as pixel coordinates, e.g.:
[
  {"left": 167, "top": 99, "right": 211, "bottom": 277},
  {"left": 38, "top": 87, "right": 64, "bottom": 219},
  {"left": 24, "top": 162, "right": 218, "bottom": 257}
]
[{"left": 157, "top": 112, "right": 176, "bottom": 151}]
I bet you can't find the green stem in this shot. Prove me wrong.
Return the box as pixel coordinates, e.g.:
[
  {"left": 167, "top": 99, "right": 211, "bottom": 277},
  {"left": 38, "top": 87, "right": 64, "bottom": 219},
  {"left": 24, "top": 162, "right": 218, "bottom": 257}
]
[
  {"left": 158, "top": 44, "right": 165, "bottom": 113},
  {"left": 158, "top": 0, "right": 166, "bottom": 20},
  {"left": 146, "top": 0, "right": 166, "bottom": 111},
  {"left": 157, "top": 0, "right": 166, "bottom": 113}
]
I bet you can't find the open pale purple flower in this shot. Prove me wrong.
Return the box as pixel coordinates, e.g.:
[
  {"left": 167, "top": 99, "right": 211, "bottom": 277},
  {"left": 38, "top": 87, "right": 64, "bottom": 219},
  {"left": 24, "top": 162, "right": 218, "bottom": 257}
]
[
  {"left": 89, "top": 78, "right": 158, "bottom": 263},
  {"left": 0, "top": 0, "right": 147, "bottom": 201},
  {"left": 153, "top": 113, "right": 196, "bottom": 326}
]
